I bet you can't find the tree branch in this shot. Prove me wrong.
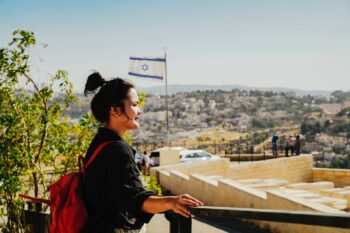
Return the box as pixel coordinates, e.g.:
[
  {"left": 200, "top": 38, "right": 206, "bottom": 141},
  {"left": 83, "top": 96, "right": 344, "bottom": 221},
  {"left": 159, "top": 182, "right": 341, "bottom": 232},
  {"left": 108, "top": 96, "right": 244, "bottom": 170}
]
[{"left": 22, "top": 72, "right": 48, "bottom": 164}]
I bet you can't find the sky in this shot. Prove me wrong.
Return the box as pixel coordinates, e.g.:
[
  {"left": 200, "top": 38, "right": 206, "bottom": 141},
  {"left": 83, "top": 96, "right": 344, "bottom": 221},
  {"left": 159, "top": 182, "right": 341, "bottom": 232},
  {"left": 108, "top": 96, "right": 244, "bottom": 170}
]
[{"left": 1, "top": 0, "right": 350, "bottom": 93}]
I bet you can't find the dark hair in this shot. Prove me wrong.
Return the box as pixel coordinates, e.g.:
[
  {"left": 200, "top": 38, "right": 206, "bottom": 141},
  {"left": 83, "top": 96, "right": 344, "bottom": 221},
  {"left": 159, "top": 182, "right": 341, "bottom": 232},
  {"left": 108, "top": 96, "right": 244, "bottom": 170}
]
[{"left": 84, "top": 72, "right": 135, "bottom": 123}]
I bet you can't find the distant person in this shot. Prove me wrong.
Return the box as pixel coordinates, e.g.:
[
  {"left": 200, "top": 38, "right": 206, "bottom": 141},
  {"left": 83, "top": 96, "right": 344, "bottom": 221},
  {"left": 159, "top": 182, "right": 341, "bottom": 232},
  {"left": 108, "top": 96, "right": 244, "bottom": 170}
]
[
  {"left": 295, "top": 135, "right": 301, "bottom": 155},
  {"left": 290, "top": 136, "right": 296, "bottom": 156},
  {"left": 82, "top": 72, "right": 203, "bottom": 232},
  {"left": 285, "top": 136, "right": 292, "bottom": 157},
  {"left": 279, "top": 135, "right": 284, "bottom": 156},
  {"left": 141, "top": 151, "right": 151, "bottom": 174},
  {"left": 272, "top": 134, "right": 279, "bottom": 157}
]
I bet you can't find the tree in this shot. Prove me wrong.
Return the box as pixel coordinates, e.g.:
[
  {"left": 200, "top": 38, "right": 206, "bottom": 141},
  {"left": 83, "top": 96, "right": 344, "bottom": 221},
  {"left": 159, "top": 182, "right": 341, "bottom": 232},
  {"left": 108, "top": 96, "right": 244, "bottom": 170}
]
[
  {"left": 0, "top": 30, "right": 98, "bottom": 232},
  {"left": 330, "top": 155, "right": 350, "bottom": 169}
]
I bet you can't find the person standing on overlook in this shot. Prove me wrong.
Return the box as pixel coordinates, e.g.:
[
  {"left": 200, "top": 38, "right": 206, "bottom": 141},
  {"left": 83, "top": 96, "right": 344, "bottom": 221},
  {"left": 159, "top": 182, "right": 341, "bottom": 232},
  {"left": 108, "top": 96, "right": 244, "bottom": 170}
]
[
  {"left": 295, "top": 135, "right": 301, "bottom": 155},
  {"left": 141, "top": 151, "right": 151, "bottom": 174},
  {"left": 81, "top": 72, "right": 203, "bottom": 233},
  {"left": 290, "top": 136, "right": 296, "bottom": 156},
  {"left": 271, "top": 134, "right": 279, "bottom": 157},
  {"left": 285, "top": 136, "right": 291, "bottom": 157}
]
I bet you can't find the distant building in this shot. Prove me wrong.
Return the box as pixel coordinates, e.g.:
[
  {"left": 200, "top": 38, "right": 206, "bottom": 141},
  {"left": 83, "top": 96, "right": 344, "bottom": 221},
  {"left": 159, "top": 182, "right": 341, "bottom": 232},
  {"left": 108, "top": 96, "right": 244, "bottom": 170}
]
[
  {"left": 317, "top": 103, "right": 342, "bottom": 115},
  {"left": 286, "top": 91, "right": 296, "bottom": 97},
  {"left": 208, "top": 100, "right": 216, "bottom": 111}
]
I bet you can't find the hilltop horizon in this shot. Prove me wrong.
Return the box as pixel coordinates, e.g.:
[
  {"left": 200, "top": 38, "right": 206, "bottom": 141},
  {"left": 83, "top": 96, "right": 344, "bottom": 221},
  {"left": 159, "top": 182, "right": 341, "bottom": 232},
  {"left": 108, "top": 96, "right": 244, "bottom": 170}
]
[
  {"left": 59, "top": 82, "right": 339, "bottom": 97},
  {"left": 136, "top": 83, "right": 335, "bottom": 97}
]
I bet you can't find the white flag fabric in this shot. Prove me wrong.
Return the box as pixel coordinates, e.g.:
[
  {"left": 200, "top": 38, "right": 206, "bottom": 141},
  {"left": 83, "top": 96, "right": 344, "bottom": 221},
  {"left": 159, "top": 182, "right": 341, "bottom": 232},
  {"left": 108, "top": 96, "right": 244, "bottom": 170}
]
[{"left": 128, "top": 57, "right": 166, "bottom": 80}]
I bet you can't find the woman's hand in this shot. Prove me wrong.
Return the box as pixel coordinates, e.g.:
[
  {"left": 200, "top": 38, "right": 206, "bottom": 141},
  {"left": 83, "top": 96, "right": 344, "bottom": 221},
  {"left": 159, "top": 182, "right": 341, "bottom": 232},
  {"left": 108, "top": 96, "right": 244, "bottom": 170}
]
[
  {"left": 141, "top": 194, "right": 204, "bottom": 217},
  {"left": 169, "top": 194, "right": 204, "bottom": 218}
]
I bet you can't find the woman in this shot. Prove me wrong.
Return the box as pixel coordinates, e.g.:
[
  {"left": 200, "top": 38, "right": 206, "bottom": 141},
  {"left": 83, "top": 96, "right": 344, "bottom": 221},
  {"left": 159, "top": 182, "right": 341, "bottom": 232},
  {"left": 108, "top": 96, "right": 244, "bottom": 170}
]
[{"left": 81, "top": 72, "right": 203, "bottom": 233}]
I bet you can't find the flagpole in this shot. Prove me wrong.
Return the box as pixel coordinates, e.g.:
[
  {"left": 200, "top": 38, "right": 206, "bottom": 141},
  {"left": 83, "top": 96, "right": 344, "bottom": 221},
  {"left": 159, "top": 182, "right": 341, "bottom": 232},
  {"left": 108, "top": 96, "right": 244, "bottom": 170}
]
[{"left": 164, "top": 48, "right": 169, "bottom": 144}]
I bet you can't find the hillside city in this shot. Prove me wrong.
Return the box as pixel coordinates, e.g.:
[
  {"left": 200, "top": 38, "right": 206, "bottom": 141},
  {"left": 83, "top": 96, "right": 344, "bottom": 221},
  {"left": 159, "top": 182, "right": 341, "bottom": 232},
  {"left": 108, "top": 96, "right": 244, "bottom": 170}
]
[{"left": 65, "top": 88, "right": 350, "bottom": 169}]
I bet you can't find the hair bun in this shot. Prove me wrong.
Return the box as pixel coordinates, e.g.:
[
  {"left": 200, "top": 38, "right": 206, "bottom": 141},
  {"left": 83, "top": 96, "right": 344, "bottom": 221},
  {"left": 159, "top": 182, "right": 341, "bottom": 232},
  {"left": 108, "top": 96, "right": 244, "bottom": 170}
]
[{"left": 84, "top": 72, "right": 106, "bottom": 96}]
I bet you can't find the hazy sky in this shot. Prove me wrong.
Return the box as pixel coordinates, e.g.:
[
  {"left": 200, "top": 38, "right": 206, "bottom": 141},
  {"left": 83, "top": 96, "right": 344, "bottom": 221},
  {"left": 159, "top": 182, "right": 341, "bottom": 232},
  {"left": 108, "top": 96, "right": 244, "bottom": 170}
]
[{"left": 1, "top": 0, "right": 350, "bottom": 92}]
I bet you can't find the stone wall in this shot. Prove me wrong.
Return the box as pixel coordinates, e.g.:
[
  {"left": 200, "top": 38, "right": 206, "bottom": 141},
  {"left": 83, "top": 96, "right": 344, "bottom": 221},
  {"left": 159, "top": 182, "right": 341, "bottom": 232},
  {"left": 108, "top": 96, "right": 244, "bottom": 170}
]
[
  {"left": 313, "top": 168, "right": 350, "bottom": 187},
  {"left": 156, "top": 169, "right": 348, "bottom": 233},
  {"left": 226, "top": 155, "right": 313, "bottom": 183},
  {"left": 150, "top": 155, "right": 350, "bottom": 233},
  {"left": 151, "top": 158, "right": 230, "bottom": 178}
]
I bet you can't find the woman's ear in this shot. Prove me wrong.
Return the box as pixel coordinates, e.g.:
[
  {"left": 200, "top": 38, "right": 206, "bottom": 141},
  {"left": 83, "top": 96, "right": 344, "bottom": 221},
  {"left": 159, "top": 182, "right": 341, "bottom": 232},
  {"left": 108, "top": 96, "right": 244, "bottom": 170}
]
[{"left": 110, "top": 106, "right": 122, "bottom": 117}]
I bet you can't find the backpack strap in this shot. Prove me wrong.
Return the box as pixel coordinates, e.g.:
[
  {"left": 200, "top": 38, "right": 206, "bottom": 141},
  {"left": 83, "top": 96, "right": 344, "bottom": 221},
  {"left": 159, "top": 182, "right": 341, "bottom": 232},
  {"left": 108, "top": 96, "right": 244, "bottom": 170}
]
[
  {"left": 81, "top": 140, "right": 114, "bottom": 173},
  {"left": 19, "top": 141, "right": 115, "bottom": 204},
  {"left": 19, "top": 194, "right": 51, "bottom": 205}
]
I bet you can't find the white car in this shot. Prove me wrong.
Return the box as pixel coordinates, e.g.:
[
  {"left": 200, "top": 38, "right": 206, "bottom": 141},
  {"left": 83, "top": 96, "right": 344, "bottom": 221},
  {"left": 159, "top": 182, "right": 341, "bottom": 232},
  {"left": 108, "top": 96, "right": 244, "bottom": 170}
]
[{"left": 179, "top": 150, "right": 220, "bottom": 163}]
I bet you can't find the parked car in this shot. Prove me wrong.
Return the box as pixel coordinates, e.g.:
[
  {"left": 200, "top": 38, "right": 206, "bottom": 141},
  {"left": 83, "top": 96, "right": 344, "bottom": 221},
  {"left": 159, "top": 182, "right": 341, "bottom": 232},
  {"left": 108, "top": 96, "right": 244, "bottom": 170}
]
[{"left": 179, "top": 150, "right": 220, "bottom": 163}]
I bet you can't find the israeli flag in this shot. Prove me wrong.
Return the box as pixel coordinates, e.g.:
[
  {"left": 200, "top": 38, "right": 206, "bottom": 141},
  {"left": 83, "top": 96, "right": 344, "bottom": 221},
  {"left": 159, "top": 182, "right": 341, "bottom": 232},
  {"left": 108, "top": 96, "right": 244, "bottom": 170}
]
[{"left": 128, "top": 57, "right": 166, "bottom": 80}]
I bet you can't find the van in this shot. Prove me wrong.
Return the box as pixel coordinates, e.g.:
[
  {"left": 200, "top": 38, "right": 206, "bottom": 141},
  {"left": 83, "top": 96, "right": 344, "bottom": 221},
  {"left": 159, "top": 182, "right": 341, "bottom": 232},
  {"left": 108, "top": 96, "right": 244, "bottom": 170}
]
[{"left": 149, "top": 147, "right": 184, "bottom": 166}]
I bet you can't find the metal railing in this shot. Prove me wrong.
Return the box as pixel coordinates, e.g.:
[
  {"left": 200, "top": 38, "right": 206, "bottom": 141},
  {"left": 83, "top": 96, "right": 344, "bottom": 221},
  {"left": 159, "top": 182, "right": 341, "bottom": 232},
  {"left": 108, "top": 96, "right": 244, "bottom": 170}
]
[
  {"left": 135, "top": 140, "right": 304, "bottom": 163},
  {"left": 22, "top": 204, "right": 350, "bottom": 233},
  {"left": 164, "top": 206, "right": 350, "bottom": 233}
]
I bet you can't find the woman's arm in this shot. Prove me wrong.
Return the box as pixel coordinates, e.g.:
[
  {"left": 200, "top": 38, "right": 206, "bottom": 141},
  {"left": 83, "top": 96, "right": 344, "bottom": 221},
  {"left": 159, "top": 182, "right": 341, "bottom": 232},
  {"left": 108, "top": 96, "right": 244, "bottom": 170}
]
[{"left": 141, "top": 194, "right": 204, "bottom": 218}]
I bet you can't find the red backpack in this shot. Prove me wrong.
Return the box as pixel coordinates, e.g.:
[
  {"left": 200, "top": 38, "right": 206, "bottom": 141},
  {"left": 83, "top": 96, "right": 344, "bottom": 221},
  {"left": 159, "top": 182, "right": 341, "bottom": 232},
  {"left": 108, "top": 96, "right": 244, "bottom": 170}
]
[{"left": 20, "top": 140, "right": 114, "bottom": 233}]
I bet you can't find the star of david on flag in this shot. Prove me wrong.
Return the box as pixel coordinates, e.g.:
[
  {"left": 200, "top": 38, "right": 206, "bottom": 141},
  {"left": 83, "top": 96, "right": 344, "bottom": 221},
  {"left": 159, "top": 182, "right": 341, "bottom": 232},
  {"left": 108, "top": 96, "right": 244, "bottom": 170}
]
[{"left": 128, "top": 57, "right": 166, "bottom": 80}]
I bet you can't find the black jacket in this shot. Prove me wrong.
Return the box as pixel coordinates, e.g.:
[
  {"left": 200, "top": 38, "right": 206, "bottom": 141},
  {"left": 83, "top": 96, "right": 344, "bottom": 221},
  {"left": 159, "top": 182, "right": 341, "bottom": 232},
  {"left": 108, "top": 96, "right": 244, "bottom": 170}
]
[{"left": 81, "top": 127, "right": 154, "bottom": 233}]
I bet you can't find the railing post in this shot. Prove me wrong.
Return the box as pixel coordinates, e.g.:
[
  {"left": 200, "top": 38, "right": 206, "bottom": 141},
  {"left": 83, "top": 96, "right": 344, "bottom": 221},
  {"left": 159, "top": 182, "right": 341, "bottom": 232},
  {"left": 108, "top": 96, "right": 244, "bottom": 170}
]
[
  {"left": 165, "top": 211, "right": 192, "bottom": 233},
  {"left": 238, "top": 144, "right": 240, "bottom": 163},
  {"left": 263, "top": 143, "right": 265, "bottom": 160},
  {"left": 250, "top": 145, "right": 253, "bottom": 162},
  {"left": 280, "top": 142, "right": 283, "bottom": 155},
  {"left": 213, "top": 140, "right": 217, "bottom": 154},
  {"left": 179, "top": 214, "right": 191, "bottom": 233},
  {"left": 23, "top": 202, "right": 50, "bottom": 233}
]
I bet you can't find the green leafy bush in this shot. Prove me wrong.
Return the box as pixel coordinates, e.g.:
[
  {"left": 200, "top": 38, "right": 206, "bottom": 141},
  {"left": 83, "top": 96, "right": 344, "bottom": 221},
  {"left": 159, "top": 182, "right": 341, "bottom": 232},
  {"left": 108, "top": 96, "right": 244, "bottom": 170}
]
[
  {"left": 0, "top": 30, "right": 97, "bottom": 232},
  {"left": 142, "top": 174, "right": 162, "bottom": 196}
]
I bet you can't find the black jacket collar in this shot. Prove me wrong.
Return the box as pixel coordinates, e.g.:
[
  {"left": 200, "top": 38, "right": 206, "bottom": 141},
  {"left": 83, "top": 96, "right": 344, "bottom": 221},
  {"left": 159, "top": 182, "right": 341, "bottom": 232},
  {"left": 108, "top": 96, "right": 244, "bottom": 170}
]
[{"left": 97, "top": 127, "right": 123, "bottom": 141}]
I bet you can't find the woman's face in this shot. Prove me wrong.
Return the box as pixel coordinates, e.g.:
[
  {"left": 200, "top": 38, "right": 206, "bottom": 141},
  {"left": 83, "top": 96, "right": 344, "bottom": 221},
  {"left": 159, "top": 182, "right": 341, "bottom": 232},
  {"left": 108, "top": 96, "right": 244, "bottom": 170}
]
[{"left": 119, "top": 88, "right": 142, "bottom": 130}]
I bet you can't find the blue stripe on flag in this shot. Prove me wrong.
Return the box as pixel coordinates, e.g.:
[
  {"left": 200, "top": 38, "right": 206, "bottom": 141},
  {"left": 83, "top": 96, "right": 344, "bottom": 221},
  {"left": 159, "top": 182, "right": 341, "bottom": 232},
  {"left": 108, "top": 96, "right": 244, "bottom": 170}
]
[
  {"left": 128, "top": 72, "right": 163, "bottom": 80},
  {"left": 129, "top": 57, "right": 166, "bottom": 62}
]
